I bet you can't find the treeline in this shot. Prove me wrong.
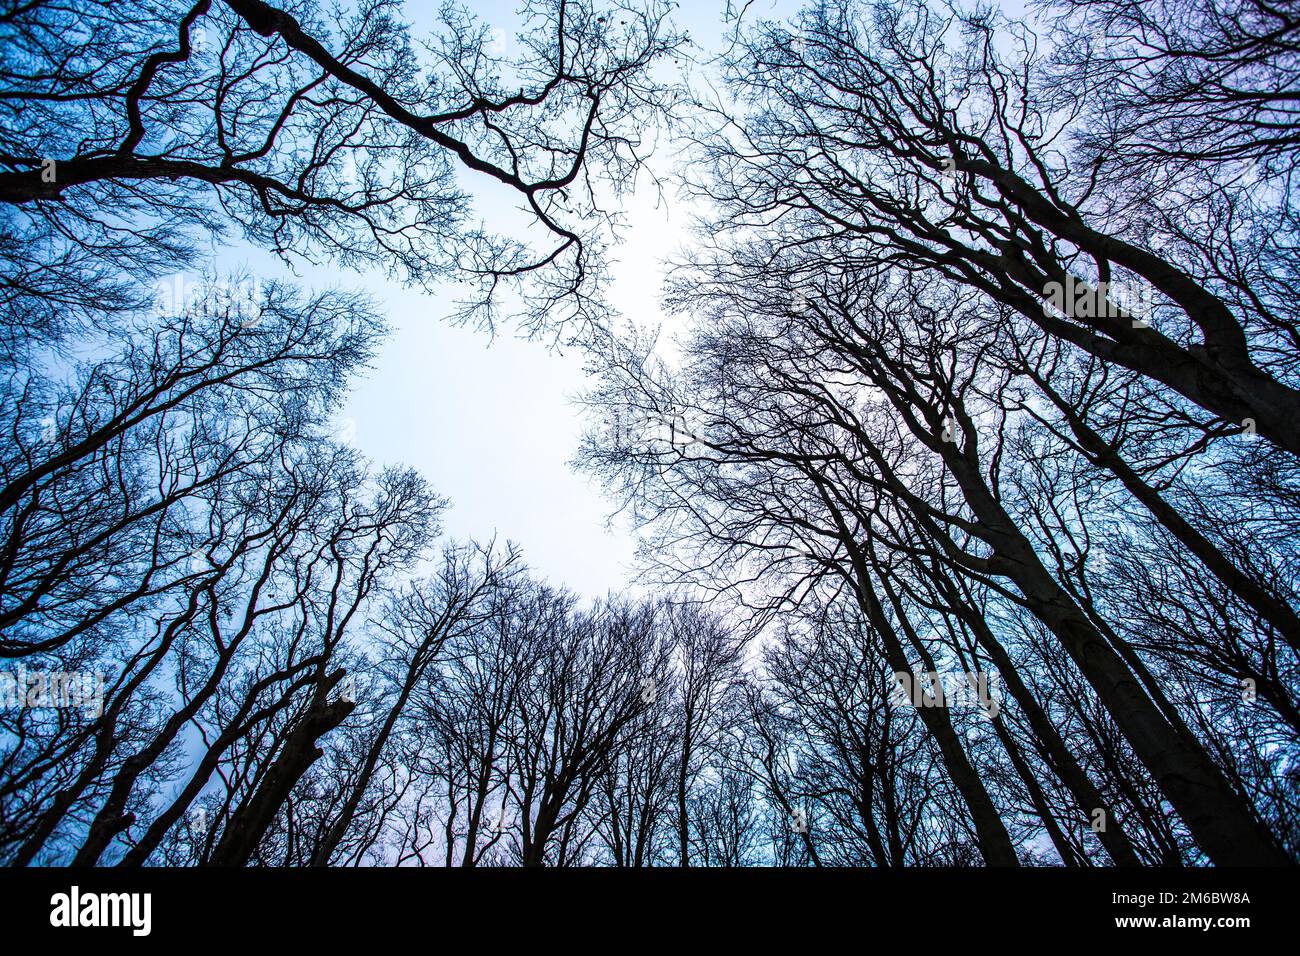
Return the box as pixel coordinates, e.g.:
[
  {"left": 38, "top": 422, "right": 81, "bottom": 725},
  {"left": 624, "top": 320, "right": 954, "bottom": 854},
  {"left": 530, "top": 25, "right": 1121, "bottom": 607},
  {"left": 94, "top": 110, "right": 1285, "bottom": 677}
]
[
  {"left": 579, "top": 0, "right": 1300, "bottom": 865},
  {"left": 0, "top": 0, "right": 714, "bottom": 866}
]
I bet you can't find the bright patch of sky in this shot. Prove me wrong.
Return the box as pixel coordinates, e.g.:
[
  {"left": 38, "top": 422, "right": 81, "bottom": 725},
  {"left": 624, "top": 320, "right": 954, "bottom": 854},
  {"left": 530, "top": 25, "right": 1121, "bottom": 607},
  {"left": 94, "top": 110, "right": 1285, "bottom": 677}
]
[
  {"left": 206, "top": 0, "right": 790, "bottom": 597},
  {"left": 201, "top": 0, "right": 1049, "bottom": 598}
]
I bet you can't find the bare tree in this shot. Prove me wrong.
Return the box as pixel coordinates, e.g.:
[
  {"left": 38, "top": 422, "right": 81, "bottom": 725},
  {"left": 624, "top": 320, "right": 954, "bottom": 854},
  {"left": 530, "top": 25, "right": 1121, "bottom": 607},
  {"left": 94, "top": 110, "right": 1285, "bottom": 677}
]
[{"left": 0, "top": 0, "right": 684, "bottom": 344}]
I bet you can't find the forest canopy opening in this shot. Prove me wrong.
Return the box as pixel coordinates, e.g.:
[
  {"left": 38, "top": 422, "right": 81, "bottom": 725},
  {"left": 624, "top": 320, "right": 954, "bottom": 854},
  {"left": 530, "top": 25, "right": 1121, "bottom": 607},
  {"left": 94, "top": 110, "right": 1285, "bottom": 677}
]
[{"left": 1, "top": 0, "right": 1298, "bottom": 871}]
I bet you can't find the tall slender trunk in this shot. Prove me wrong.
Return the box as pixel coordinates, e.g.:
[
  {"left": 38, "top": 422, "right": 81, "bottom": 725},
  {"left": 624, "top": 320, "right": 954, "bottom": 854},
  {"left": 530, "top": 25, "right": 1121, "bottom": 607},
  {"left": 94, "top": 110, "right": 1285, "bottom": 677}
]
[
  {"left": 934, "top": 570, "right": 1144, "bottom": 866},
  {"left": 820, "top": 499, "right": 1021, "bottom": 866},
  {"left": 677, "top": 711, "right": 693, "bottom": 867},
  {"left": 1030, "top": 367, "right": 1300, "bottom": 652},
  {"left": 208, "top": 675, "right": 353, "bottom": 866},
  {"left": 948, "top": 452, "right": 1288, "bottom": 865}
]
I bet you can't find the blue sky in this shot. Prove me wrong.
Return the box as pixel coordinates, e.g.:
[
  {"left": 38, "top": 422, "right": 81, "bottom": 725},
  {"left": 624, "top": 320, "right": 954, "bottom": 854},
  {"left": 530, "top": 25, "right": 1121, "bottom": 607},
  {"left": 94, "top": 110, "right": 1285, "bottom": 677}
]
[
  {"left": 322, "top": 1, "right": 786, "bottom": 597},
  {"left": 201, "top": 0, "right": 800, "bottom": 597},
  {"left": 211, "top": 0, "right": 1040, "bottom": 598}
]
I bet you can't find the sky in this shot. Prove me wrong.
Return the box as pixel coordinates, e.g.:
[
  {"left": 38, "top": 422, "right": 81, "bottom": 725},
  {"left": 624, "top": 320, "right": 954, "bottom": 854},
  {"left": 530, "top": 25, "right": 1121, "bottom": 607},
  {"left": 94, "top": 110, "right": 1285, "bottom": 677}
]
[
  {"left": 201, "top": 0, "right": 1074, "bottom": 598},
  {"left": 204, "top": 0, "right": 1044, "bottom": 599},
  {"left": 313, "top": 1, "right": 803, "bottom": 598}
]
